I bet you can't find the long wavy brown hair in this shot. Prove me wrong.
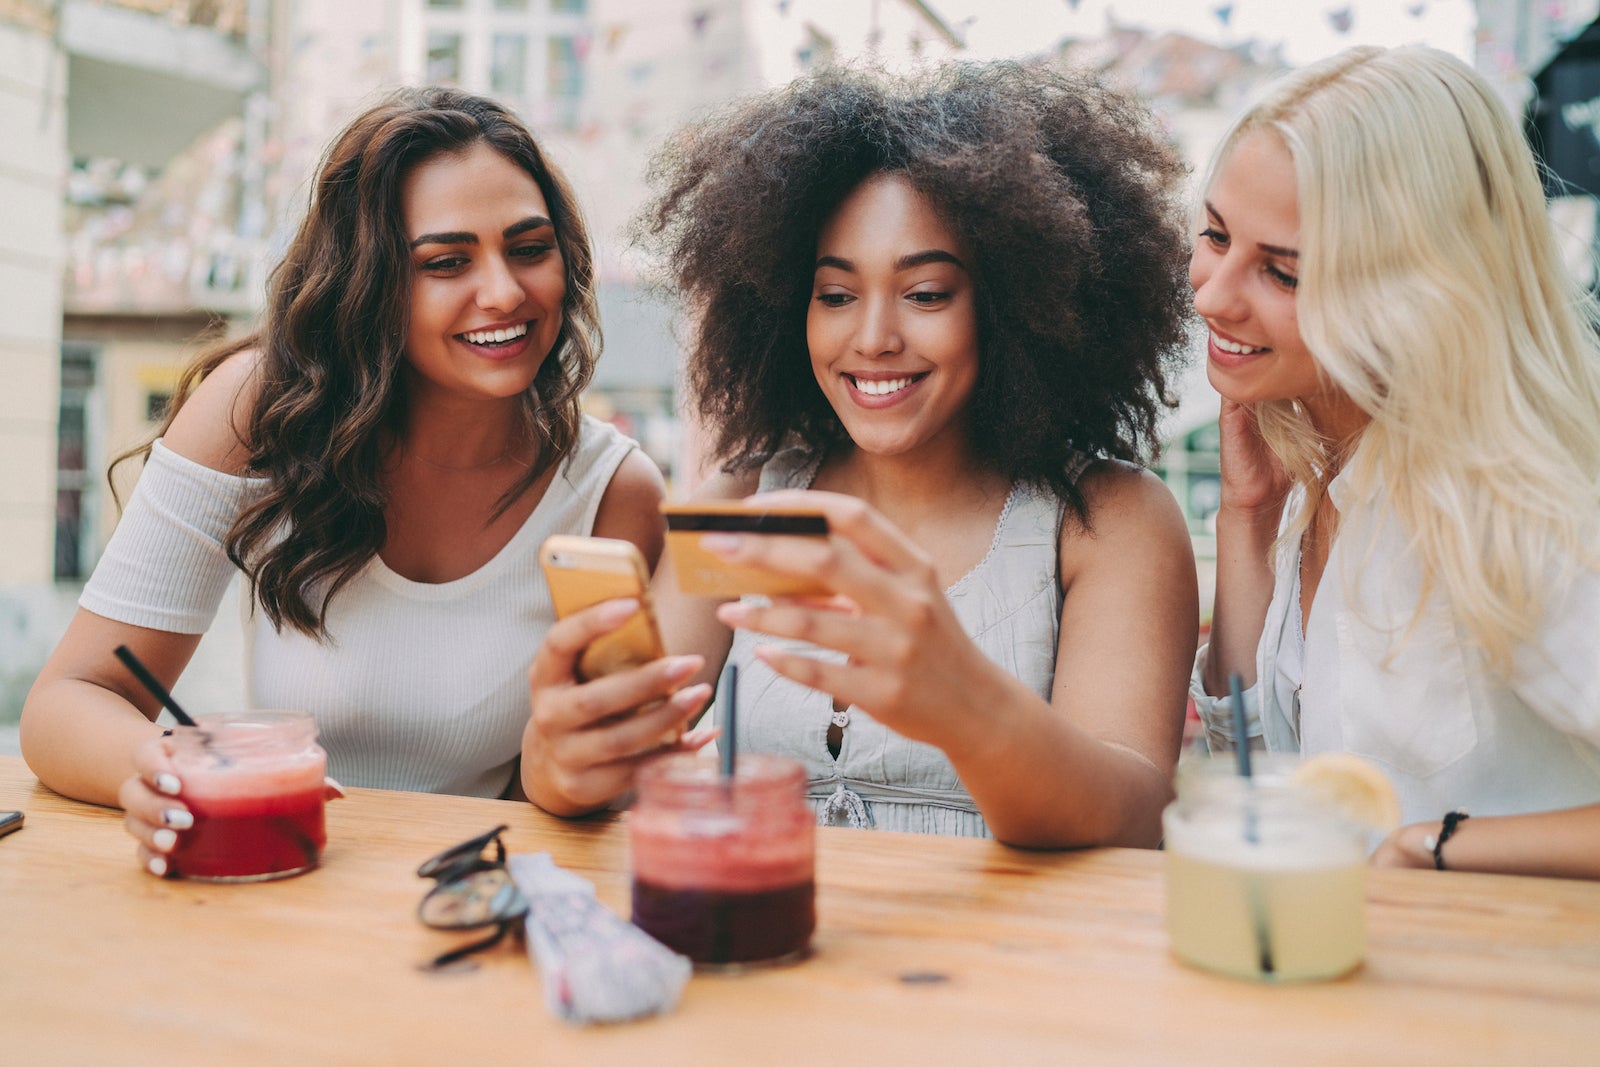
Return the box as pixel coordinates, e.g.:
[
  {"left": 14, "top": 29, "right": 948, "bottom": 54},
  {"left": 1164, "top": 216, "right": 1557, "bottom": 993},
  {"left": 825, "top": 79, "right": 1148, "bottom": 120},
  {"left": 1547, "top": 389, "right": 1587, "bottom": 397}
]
[
  {"left": 116, "top": 87, "right": 600, "bottom": 637},
  {"left": 635, "top": 62, "right": 1192, "bottom": 520}
]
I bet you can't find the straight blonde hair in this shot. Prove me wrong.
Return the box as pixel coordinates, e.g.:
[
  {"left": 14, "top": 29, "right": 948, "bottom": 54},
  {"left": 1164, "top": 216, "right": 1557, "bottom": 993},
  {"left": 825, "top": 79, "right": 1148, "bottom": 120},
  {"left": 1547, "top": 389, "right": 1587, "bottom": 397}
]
[{"left": 1205, "top": 45, "right": 1600, "bottom": 674}]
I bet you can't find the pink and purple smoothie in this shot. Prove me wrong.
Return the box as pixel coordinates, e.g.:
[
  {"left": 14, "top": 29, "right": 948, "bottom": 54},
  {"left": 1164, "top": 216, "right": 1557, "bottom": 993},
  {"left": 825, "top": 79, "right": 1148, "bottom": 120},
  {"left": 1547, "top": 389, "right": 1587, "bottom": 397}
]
[{"left": 629, "top": 753, "right": 815, "bottom": 966}]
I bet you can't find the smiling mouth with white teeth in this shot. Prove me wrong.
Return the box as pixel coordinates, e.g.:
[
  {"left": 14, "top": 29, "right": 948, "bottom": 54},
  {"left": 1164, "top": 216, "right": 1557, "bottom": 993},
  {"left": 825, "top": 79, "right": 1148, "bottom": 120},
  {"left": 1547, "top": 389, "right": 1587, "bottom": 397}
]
[
  {"left": 459, "top": 322, "right": 529, "bottom": 346},
  {"left": 1211, "top": 332, "right": 1267, "bottom": 355},
  {"left": 847, "top": 374, "right": 925, "bottom": 396}
]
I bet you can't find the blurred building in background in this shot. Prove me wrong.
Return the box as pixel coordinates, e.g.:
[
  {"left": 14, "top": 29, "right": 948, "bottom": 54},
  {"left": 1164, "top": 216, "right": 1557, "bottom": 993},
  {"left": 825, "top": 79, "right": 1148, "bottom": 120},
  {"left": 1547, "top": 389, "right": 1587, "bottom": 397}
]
[{"left": 0, "top": 0, "right": 271, "bottom": 715}]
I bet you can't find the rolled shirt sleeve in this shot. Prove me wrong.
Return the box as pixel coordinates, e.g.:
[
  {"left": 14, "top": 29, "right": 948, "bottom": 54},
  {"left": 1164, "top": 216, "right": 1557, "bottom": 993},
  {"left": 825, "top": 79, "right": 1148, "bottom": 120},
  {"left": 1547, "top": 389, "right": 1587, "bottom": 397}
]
[
  {"left": 79, "top": 439, "right": 268, "bottom": 634},
  {"left": 1190, "top": 642, "right": 1265, "bottom": 753}
]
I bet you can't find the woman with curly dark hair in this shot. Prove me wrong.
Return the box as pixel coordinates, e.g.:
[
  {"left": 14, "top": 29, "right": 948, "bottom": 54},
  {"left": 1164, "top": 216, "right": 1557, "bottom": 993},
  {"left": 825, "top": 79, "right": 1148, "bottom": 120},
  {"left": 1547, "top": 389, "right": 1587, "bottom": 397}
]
[
  {"left": 22, "top": 87, "right": 664, "bottom": 873},
  {"left": 525, "top": 63, "right": 1199, "bottom": 849}
]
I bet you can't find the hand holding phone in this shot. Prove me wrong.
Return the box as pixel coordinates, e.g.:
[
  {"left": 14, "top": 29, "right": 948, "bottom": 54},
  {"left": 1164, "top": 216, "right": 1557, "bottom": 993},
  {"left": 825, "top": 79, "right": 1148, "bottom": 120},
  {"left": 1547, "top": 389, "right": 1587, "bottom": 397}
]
[
  {"left": 539, "top": 535, "right": 667, "bottom": 682},
  {"left": 662, "top": 501, "right": 830, "bottom": 598}
]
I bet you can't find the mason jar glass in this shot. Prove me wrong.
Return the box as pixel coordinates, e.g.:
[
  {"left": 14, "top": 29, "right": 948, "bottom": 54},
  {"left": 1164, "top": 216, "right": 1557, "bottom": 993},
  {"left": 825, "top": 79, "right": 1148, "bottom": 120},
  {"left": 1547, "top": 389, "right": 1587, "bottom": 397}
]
[
  {"left": 1163, "top": 754, "right": 1368, "bottom": 982},
  {"left": 166, "top": 709, "right": 328, "bottom": 882},
  {"left": 629, "top": 752, "right": 815, "bottom": 969}
]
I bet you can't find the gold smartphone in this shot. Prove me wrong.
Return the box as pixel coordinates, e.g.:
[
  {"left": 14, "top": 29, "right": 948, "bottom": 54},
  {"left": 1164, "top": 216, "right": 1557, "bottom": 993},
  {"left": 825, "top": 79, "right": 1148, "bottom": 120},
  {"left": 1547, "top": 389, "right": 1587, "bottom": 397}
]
[
  {"left": 539, "top": 535, "right": 667, "bottom": 682},
  {"left": 662, "top": 500, "right": 831, "bottom": 598}
]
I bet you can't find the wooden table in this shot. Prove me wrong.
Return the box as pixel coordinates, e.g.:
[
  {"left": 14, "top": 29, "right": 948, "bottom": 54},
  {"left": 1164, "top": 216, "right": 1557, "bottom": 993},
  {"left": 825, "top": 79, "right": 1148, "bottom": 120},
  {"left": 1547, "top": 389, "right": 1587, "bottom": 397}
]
[{"left": 2, "top": 756, "right": 1597, "bottom": 1065}]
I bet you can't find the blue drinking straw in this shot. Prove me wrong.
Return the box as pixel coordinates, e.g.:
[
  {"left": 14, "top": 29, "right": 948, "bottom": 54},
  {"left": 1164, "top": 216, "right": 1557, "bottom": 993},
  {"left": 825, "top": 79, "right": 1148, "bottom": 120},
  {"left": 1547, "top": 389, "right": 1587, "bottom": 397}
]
[
  {"left": 1229, "top": 671, "right": 1275, "bottom": 976},
  {"left": 718, "top": 662, "right": 738, "bottom": 780},
  {"left": 1227, "top": 671, "right": 1260, "bottom": 844},
  {"left": 1228, "top": 672, "right": 1252, "bottom": 780}
]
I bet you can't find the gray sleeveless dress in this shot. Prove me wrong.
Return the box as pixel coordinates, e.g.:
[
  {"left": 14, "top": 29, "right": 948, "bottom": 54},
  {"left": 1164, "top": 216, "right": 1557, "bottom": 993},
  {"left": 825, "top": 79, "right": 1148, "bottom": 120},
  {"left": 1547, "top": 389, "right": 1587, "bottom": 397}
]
[{"left": 727, "top": 448, "right": 1080, "bottom": 838}]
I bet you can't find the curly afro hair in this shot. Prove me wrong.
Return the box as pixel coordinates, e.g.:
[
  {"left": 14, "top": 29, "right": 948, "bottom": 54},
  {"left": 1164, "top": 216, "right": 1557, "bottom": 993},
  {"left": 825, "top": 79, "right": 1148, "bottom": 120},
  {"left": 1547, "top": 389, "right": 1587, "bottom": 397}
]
[{"left": 635, "top": 60, "right": 1192, "bottom": 518}]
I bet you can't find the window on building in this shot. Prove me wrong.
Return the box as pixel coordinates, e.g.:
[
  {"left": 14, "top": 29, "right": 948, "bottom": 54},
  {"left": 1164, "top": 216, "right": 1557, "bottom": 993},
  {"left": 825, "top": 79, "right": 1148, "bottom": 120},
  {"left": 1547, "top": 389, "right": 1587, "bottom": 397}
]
[
  {"left": 491, "top": 33, "right": 528, "bottom": 97},
  {"left": 547, "top": 34, "right": 583, "bottom": 128},
  {"left": 427, "top": 32, "right": 464, "bottom": 83},
  {"left": 420, "top": 0, "right": 588, "bottom": 121},
  {"left": 54, "top": 346, "right": 99, "bottom": 582}
]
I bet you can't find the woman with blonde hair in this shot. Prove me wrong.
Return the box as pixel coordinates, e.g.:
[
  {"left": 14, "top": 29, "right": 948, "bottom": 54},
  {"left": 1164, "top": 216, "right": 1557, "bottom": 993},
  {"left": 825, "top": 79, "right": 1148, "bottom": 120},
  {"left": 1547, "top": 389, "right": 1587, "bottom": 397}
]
[{"left": 1192, "top": 44, "right": 1600, "bottom": 878}]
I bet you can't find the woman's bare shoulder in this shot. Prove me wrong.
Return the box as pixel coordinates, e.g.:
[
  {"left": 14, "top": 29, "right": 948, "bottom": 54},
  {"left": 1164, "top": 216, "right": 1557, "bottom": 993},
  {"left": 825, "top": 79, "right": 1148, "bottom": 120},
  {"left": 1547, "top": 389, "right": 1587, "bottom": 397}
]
[
  {"left": 592, "top": 448, "right": 669, "bottom": 569},
  {"left": 1063, "top": 460, "right": 1193, "bottom": 567},
  {"left": 160, "top": 350, "right": 263, "bottom": 476}
]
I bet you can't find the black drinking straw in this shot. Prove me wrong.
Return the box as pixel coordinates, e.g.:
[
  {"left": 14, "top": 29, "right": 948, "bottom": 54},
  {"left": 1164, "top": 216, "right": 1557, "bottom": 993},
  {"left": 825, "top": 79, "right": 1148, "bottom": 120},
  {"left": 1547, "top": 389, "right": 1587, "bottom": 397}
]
[
  {"left": 718, "top": 662, "right": 738, "bottom": 780},
  {"left": 114, "top": 644, "right": 198, "bottom": 728},
  {"left": 1228, "top": 670, "right": 1275, "bottom": 977}
]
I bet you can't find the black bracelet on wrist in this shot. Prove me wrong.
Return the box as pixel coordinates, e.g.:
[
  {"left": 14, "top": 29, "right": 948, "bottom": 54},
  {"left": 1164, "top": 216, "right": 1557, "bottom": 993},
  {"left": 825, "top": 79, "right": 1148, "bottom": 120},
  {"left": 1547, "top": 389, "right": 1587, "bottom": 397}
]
[{"left": 1422, "top": 809, "right": 1470, "bottom": 870}]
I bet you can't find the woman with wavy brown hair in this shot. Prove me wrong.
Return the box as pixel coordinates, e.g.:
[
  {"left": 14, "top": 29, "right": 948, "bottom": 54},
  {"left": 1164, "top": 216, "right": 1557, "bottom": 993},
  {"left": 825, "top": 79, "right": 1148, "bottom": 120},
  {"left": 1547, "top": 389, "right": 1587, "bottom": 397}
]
[
  {"left": 21, "top": 87, "right": 664, "bottom": 875},
  {"left": 523, "top": 62, "right": 1199, "bottom": 848}
]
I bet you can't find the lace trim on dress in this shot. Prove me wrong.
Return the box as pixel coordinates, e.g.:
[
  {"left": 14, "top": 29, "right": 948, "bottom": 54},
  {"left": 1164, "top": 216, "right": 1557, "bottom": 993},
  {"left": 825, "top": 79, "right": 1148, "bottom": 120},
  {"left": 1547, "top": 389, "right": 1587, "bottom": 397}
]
[{"left": 820, "top": 784, "right": 874, "bottom": 829}]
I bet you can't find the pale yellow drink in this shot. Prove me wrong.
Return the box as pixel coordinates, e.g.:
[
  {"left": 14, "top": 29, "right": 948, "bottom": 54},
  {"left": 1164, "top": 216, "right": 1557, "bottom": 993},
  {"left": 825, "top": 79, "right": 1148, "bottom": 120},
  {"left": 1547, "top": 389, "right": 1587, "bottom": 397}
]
[{"left": 1164, "top": 756, "right": 1368, "bottom": 982}]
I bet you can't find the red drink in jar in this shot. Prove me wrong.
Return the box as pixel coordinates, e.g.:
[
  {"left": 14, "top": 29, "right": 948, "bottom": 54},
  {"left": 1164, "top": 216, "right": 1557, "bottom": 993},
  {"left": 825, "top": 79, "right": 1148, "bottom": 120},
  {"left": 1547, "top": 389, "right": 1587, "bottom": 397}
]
[
  {"left": 168, "top": 710, "right": 327, "bottom": 882},
  {"left": 629, "top": 752, "right": 815, "bottom": 968}
]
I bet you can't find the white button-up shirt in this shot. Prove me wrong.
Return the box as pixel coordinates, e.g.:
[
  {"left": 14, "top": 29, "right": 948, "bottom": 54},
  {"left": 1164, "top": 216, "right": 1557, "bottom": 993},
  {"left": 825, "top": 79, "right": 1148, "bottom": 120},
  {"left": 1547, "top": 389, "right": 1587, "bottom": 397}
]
[{"left": 1192, "top": 464, "right": 1600, "bottom": 824}]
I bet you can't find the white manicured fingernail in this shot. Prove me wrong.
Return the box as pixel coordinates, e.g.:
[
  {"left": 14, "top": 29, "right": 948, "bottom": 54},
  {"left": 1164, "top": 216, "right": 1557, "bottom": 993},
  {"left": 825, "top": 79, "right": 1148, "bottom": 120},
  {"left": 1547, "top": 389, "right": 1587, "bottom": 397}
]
[
  {"left": 146, "top": 855, "right": 168, "bottom": 878},
  {"left": 663, "top": 655, "right": 700, "bottom": 680},
  {"left": 671, "top": 683, "right": 711, "bottom": 709},
  {"left": 152, "top": 829, "right": 177, "bottom": 852},
  {"left": 155, "top": 773, "right": 182, "bottom": 796},
  {"left": 161, "top": 808, "right": 193, "bottom": 829}
]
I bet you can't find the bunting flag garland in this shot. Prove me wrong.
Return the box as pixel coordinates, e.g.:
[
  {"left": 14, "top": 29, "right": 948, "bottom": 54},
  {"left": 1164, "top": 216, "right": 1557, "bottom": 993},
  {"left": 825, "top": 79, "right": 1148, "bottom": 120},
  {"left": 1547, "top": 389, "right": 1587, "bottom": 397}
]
[
  {"left": 1406, "top": 3, "right": 1426, "bottom": 16},
  {"left": 691, "top": 8, "right": 713, "bottom": 38},
  {"left": 1213, "top": 4, "right": 1233, "bottom": 28},
  {"left": 1327, "top": 7, "right": 1353, "bottom": 35},
  {"left": 1063, "top": 0, "right": 1083, "bottom": 12},
  {"left": 604, "top": 23, "right": 627, "bottom": 53}
]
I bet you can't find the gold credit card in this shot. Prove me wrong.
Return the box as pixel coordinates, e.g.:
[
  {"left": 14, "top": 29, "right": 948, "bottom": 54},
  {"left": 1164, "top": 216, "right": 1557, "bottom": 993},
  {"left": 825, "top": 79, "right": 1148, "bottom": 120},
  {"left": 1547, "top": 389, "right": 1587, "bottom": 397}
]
[{"left": 662, "top": 502, "right": 830, "bottom": 598}]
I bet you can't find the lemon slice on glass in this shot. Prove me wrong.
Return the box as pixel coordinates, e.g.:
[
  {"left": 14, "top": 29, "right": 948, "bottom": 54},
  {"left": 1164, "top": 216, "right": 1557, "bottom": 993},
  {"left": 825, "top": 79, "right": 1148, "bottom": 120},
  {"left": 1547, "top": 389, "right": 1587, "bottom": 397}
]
[{"left": 1292, "top": 752, "right": 1402, "bottom": 831}]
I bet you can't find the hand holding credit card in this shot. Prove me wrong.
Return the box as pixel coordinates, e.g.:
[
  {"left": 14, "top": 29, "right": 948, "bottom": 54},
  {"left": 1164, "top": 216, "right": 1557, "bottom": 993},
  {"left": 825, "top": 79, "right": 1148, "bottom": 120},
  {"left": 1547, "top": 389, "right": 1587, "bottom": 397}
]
[{"left": 662, "top": 501, "right": 831, "bottom": 598}]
